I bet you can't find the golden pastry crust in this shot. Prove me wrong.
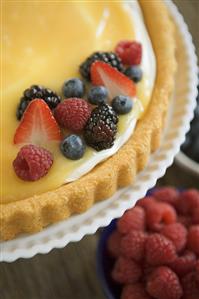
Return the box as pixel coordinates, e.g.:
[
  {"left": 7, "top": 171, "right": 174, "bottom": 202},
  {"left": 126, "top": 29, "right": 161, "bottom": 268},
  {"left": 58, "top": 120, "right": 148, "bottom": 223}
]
[{"left": 0, "top": 0, "right": 177, "bottom": 240}]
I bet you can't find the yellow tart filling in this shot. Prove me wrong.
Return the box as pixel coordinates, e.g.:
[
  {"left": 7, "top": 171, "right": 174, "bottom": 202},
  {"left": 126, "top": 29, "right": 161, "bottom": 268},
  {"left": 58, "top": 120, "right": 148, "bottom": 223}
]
[{"left": 1, "top": 0, "right": 156, "bottom": 204}]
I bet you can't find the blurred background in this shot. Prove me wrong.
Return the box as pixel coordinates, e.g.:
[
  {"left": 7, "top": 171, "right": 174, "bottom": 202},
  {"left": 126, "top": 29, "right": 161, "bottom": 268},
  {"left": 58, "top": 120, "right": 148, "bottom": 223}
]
[{"left": 0, "top": 1, "right": 198, "bottom": 298}]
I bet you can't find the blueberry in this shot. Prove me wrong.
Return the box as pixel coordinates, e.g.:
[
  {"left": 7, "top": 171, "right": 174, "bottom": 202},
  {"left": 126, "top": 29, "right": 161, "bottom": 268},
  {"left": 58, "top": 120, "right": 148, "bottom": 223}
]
[
  {"left": 62, "top": 78, "right": 85, "bottom": 98},
  {"left": 111, "top": 95, "right": 133, "bottom": 115},
  {"left": 87, "top": 86, "right": 108, "bottom": 105},
  {"left": 60, "top": 135, "right": 85, "bottom": 160},
  {"left": 124, "top": 66, "right": 143, "bottom": 83}
]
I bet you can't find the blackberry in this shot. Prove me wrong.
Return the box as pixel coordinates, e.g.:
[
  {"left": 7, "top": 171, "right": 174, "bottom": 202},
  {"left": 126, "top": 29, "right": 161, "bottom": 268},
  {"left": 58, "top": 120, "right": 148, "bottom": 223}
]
[
  {"left": 80, "top": 52, "right": 124, "bottom": 81},
  {"left": 16, "top": 85, "right": 61, "bottom": 120},
  {"left": 84, "top": 104, "right": 118, "bottom": 151}
]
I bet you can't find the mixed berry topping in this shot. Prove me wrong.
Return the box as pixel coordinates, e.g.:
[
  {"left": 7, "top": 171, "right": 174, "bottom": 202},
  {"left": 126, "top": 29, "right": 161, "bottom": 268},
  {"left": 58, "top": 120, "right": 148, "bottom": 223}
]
[
  {"left": 13, "top": 39, "right": 143, "bottom": 179},
  {"left": 84, "top": 104, "right": 118, "bottom": 151},
  {"left": 54, "top": 98, "right": 91, "bottom": 132},
  {"left": 112, "top": 95, "right": 133, "bottom": 115},
  {"left": 106, "top": 187, "right": 199, "bottom": 299},
  {"left": 13, "top": 144, "right": 53, "bottom": 181},
  {"left": 62, "top": 78, "right": 85, "bottom": 98},
  {"left": 115, "top": 40, "right": 142, "bottom": 66},
  {"left": 16, "top": 85, "right": 61, "bottom": 120},
  {"left": 79, "top": 51, "right": 124, "bottom": 81},
  {"left": 87, "top": 86, "right": 108, "bottom": 105},
  {"left": 60, "top": 134, "right": 85, "bottom": 160}
]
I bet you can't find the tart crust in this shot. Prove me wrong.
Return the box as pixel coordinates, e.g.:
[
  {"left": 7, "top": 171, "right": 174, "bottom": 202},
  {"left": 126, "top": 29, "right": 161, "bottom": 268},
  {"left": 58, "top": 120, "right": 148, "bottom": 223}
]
[{"left": 0, "top": 0, "right": 177, "bottom": 240}]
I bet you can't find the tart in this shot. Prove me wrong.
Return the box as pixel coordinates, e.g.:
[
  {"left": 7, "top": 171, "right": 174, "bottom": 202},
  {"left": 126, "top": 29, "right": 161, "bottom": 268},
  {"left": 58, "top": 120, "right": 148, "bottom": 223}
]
[{"left": 0, "top": 0, "right": 177, "bottom": 240}]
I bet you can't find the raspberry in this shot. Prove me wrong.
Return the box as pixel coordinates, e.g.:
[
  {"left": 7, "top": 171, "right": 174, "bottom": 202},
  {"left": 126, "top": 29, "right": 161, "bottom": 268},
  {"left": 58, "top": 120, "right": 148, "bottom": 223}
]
[
  {"left": 195, "top": 260, "right": 199, "bottom": 286},
  {"left": 115, "top": 41, "right": 142, "bottom": 65},
  {"left": 111, "top": 256, "right": 142, "bottom": 284},
  {"left": 120, "top": 230, "right": 147, "bottom": 261},
  {"left": 161, "top": 223, "right": 187, "bottom": 252},
  {"left": 121, "top": 284, "right": 152, "bottom": 299},
  {"left": 54, "top": 98, "right": 91, "bottom": 132},
  {"left": 182, "top": 271, "right": 199, "bottom": 299},
  {"left": 146, "top": 202, "right": 177, "bottom": 231},
  {"left": 153, "top": 187, "right": 179, "bottom": 207},
  {"left": 117, "top": 206, "right": 145, "bottom": 234},
  {"left": 187, "top": 225, "right": 199, "bottom": 254},
  {"left": 176, "top": 189, "right": 199, "bottom": 215},
  {"left": 142, "top": 263, "right": 155, "bottom": 280},
  {"left": 137, "top": 196, "right": 156, "bottom": 209},
  {"left": 177, "top": 215, "right": 192, "bottom": 228},
  {"left": 147, "top": 267, "right": 183, "bottom": 299},
  {"left": 13, "top": 144, "right": 53, "bottom": 181},
  {"left": 145, "top": 233, "right": 177, "bottom": 265},
  {"left": 192, "top": 207, "right": 199, "bottom": 224},
  {"left": 107, "top": 231, "right": 121, "bottom": 258},
  {"left": 170, "top": 250, "right": 196, "bottom": 276}
]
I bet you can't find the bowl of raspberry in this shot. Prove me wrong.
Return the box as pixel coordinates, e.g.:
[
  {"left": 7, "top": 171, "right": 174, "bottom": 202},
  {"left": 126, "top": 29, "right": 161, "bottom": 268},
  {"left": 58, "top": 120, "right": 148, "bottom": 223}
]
[{"left": 97, "top": 187, "right": 199, "bottom": 299}]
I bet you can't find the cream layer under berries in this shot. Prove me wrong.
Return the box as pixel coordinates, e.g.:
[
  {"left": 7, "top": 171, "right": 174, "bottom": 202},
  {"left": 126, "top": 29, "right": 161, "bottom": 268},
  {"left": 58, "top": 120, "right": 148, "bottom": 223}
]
[{"left": 1, "top": 0, "right": 156, "bottom": 203}]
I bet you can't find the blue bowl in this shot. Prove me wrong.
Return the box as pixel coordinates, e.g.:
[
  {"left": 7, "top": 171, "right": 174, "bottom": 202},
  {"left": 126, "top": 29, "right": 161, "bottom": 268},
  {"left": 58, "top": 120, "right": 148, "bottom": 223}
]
[{"left": 97, "top": 219, "right": 120, "bottom": 299}]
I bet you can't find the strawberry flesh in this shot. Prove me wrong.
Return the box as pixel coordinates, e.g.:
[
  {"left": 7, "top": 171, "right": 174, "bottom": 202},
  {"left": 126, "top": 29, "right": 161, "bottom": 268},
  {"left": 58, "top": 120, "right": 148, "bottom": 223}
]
[
  {"left": 90, "top": 61, "right": 136, "bottom": 99},
  {"left": 14, "top": 99, "right": 61, "bottom": 145}
]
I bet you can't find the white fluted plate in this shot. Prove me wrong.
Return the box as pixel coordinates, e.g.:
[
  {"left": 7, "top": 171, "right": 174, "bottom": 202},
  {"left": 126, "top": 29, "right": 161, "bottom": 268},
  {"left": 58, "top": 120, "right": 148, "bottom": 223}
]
[{"left": 0, "top": 0, "right": 198, "bottom": 262}]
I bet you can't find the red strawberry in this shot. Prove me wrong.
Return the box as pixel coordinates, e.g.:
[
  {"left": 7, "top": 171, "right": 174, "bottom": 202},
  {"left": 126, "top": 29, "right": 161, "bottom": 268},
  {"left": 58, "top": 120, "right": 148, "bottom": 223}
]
[
  {"left": 14, "top": 99, "right": 61, "bottom": 145},
  {"left": 90, "top": 61, "right": 136, "bottom": 99}
]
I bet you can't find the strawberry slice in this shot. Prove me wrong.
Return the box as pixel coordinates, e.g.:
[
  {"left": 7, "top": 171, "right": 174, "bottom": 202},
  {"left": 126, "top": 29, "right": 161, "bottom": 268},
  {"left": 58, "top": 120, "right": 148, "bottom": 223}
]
[
  {"left": 90, "top": 61, "right": 136, "bottom": 99},
  {"left": 14, "top": 99, "right": 62, "bottom": 145}
]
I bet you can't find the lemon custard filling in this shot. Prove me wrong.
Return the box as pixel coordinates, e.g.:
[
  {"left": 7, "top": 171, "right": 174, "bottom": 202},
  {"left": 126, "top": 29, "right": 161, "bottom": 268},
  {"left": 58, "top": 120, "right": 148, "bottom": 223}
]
[{"left": 1, "top": 0, "right": 156, "bottom": 203}]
